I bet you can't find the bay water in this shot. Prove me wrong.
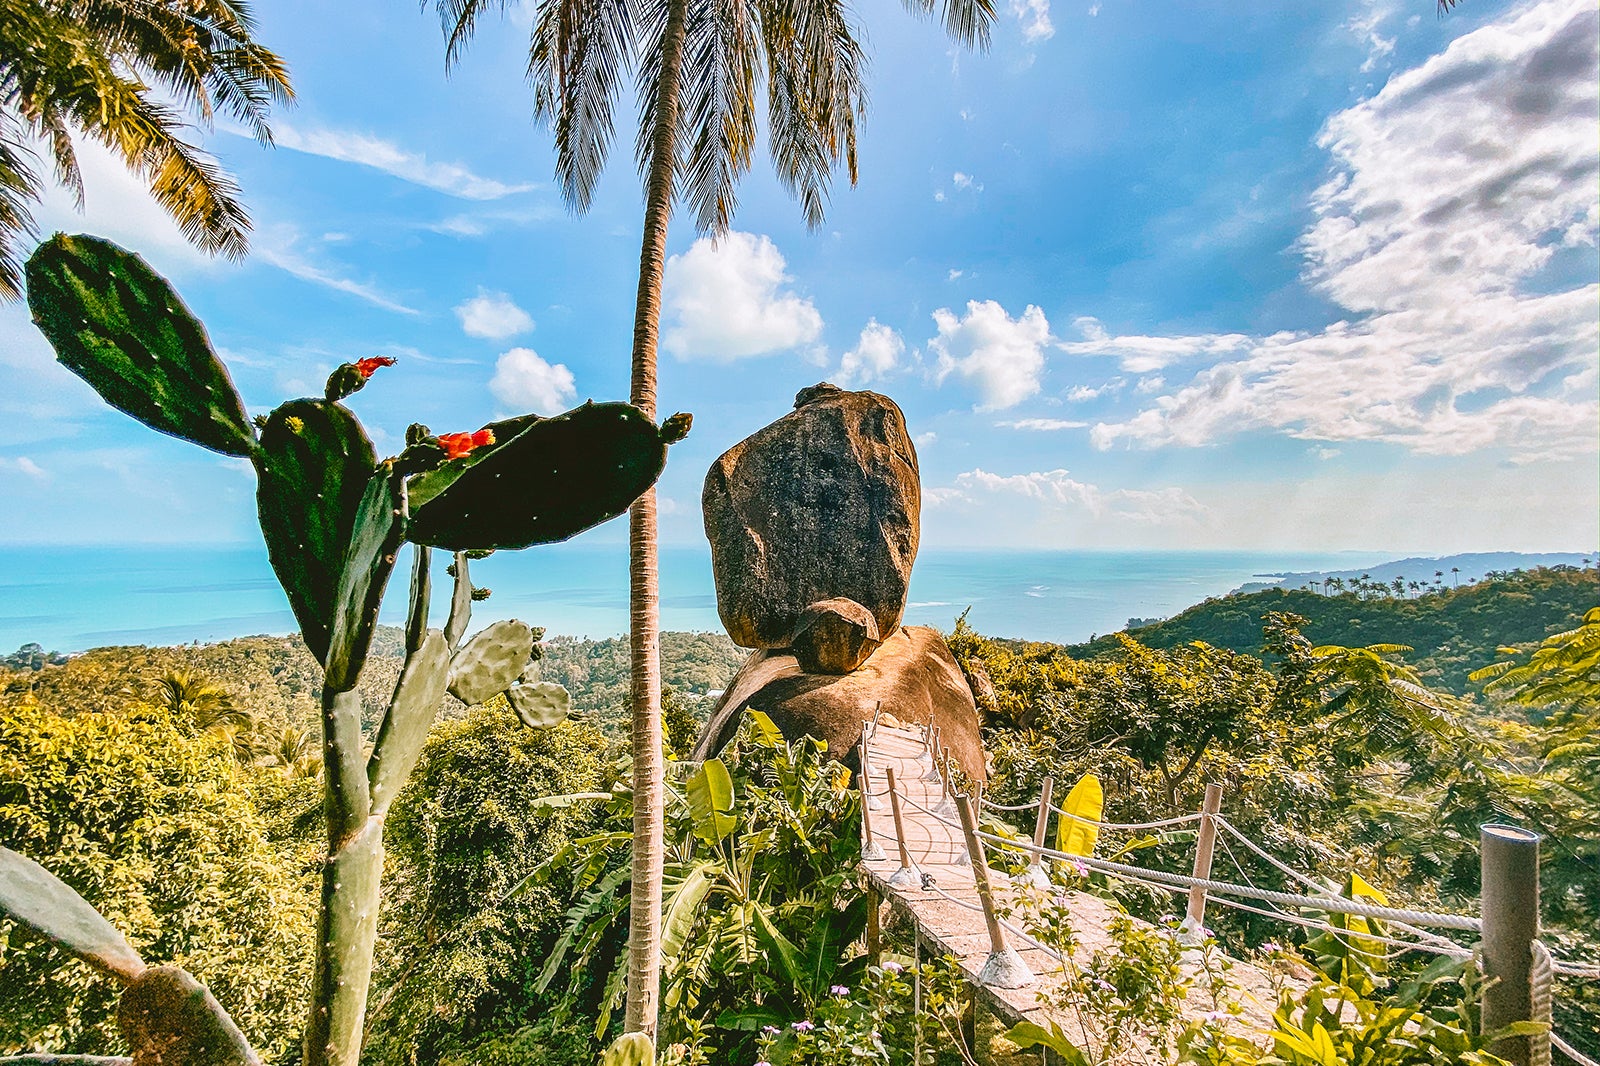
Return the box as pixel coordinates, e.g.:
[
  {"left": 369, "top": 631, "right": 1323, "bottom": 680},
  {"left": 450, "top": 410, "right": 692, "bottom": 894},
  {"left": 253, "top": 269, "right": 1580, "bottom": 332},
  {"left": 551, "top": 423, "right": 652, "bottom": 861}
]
[{"left": 0, "top": 543, "right": 1390, "bottom": 654}]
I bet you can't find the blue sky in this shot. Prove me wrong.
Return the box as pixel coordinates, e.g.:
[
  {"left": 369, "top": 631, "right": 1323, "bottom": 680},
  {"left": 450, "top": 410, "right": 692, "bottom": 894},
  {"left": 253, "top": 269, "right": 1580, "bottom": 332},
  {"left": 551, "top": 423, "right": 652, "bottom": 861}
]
[{"left": 1, "top": 0, "right": 1595, "bottom": 555}]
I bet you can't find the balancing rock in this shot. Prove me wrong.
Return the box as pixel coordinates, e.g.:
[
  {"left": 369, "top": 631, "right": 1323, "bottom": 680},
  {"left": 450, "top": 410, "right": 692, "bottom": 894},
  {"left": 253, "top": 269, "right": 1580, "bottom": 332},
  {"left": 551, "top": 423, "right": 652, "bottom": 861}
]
[{"left": 703, "top": 383, "right": 920, "bottom": 649}]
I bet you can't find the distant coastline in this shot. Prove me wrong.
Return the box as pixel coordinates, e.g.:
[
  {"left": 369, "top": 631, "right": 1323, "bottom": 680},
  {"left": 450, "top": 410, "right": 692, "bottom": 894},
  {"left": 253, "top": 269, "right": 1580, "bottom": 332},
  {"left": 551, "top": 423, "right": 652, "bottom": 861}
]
[{"left": 3, "top": 544, "right": 1587, "bottom": 655}]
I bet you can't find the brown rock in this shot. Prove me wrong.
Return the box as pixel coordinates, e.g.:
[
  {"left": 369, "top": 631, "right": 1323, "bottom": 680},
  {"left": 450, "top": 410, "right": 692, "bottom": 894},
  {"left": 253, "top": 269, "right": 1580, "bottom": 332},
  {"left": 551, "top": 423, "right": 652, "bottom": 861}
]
[
  {"left": 118, "top": 965, "right": 261, "bottom": 1066},
  {"left": 703, "top": 384, "right": 919, "bottom": 649},
  {"left": 691, "top": 625, "right": 986, "bottom": 784},
  {"left": 963, "top": 657, "right": 998, "bottom": 717},
  {"left": 791, "top": 597, "right": 881, "bottom": 674}
]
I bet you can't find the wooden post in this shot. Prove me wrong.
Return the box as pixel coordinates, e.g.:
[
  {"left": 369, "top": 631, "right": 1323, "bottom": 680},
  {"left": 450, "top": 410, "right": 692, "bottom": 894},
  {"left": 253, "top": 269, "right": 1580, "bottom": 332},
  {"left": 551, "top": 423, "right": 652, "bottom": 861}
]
[
  {"left": 1183, "top": 783, "right": 1224, "bottom": 940},
  {"left": 955, "top": 795, "right": 1034, "bottom": 988},
  {"left": 885, "top": 767, "right": 917, "bottom": 888},
  {"left": 865, "top": 884, "right": 882, "bottom": 964},
  {"left": 1028, "top": 776, "right": 1055, "bottom": 883},
  {"left": 859, "top": 739, "right": 886, "bottom": 861},
  {"left": 1481, "top": 824, "right": 1540, "bottom": 1066}
]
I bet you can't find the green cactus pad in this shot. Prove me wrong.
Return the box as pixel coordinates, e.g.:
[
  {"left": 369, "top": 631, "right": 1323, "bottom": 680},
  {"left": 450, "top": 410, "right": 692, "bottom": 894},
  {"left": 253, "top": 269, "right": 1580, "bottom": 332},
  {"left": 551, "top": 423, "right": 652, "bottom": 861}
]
[
  {"left": 118, "top": 965, "right": 261, "bottom": 1066},
  {"left": 254, "top": 399, "right": 377, "bottom": 663},
  {"left": 447, "top": 620, "right": 535, "bottom": 706},
  {"left": 25, "top": 234, "right": 256, "bottom": 457},
  {"left": 507, "top": 680, "right": 571, "bottom": 730},
  {"left": 407, "top": 402, "right": 670, "bottom": 551},
  {"left": 324, "top": 466, "right": 407, "bottom": 693},
  {"left": 368, "top": 629, "right": 450, "bottom": 813},
  {"left": 0, "top": 846, "right": 147, "bottom": 983}
]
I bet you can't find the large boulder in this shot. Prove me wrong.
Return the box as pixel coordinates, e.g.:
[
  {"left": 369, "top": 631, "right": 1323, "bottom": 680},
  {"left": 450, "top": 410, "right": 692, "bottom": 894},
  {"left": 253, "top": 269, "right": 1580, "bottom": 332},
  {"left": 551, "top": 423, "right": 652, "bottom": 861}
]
[
  {"left": 703, "top": 383, "right": 920, "bottom": 649},
  {"left": 791, "top": 597, "right": 881, "bottom": 674},
  {"left": 691, "top": 625, "right": 986, "bottom": 784}
]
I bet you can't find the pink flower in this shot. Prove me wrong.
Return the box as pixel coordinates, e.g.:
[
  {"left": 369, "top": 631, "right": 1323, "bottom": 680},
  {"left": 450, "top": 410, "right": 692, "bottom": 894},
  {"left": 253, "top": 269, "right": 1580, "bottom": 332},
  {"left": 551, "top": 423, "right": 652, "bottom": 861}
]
[{"left": 792, "top": 1020, "right": 815, "bottom": 1032}]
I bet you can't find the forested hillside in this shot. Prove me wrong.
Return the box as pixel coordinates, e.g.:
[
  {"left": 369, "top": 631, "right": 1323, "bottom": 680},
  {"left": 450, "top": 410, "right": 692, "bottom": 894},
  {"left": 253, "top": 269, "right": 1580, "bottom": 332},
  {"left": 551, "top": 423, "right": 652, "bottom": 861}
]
[{"left": 1070, "top": 566, "right": 1599, "bottom": 694}]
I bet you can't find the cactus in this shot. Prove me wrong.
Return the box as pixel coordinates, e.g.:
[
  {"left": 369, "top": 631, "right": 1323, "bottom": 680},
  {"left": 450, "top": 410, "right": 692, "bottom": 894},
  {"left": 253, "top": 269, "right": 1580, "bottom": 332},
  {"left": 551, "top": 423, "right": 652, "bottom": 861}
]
[
  {"left": 447, "top": 619, "right": 536, "bottom": 706},
  {"left": 23, "top": 236, "right": 655, "bottom": 1066},
  {"left": 254, "top": 399, "right": 378, "bottom": 664},
  {"left": 26, "top": 234, "right": 256, "bottom": 457},
  {"left": 0, "top": 848, "right": 260, "bottom": 1065},
  {"left": 406, "top": 403, "right": 680, "bottom": 551}
]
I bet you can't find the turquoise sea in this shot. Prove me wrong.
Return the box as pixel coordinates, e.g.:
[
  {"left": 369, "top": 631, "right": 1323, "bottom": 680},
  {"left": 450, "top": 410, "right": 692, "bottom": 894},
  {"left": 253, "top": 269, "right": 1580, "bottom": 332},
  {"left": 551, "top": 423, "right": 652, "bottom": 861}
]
[{"left": 0, "top": 543, "right": 1396, "bottom": 654}]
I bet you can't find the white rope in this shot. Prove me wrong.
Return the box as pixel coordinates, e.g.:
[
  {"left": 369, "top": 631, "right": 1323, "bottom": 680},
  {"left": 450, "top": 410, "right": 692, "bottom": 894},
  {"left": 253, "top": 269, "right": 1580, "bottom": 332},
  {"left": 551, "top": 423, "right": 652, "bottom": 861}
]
[
  {"left": 1050, "top": 804, "right": 1203, "bottom": 832},
  {"left": 1552, "top": 1033, "right": 1600, "bottom": 1066},
  {"left": 1552, "top": 958, "right": 1600, "bottom": 979},
  {"left": 1213, "top": 816, "right": 1466, "bottom": 952},
  {"left": 1203, "top": 894, "right": 1473, "bottom": 960},
  {"left": 1533, "top": 940, "right": 1554, "bottom": 1066}
]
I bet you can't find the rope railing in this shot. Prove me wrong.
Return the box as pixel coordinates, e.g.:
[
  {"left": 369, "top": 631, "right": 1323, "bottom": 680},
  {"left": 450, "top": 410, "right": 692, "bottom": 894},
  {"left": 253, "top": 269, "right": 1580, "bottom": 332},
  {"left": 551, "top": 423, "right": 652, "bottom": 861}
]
[{"left": 859, "top": 723, "right": 1600, "bottom": 1063}]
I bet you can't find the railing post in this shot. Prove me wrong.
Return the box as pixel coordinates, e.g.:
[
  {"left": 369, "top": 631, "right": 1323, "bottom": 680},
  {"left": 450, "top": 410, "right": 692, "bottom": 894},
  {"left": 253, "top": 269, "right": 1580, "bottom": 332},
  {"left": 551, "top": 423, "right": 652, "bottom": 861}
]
[
  {"left": 1181, "top": 782, "right": 1224, "bottom": 944},
  {"left": 860, "top": 726, "right": 884, "bottom": 811},
  {"left": 955, "top": 794, "right": 1034, "bottom": 988},
  {"left": 858, "top": 739, "right": 886, "bottom": 861},
  {"left": 1026, "top": 776, "right": 1055, "bottom": 887},
  {"left": 1481, "top": 824, "right": 1540, "bottom": 1066},
  {"left": 885, "top": 767, "right": 918, "bottom": 888}
]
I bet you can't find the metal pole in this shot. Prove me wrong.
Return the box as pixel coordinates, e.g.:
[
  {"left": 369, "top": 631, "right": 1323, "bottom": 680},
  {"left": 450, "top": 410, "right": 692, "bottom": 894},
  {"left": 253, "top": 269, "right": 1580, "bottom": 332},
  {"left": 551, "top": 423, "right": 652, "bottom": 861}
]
[
  {"left": 1481, "top": 824, "right": 1540, "bottom": 1066},
  {"left": 955, "top": 794, "right": 1033, "bottom": 988},
  {"left": 859, "top": 739, "right": 886, "bottom": 860},
  {"left": 1183, "top": 783, "right": 1224, "bottom": 941},
  {"left": 885, "top": 767, "right": 917, "bottom": 888}
]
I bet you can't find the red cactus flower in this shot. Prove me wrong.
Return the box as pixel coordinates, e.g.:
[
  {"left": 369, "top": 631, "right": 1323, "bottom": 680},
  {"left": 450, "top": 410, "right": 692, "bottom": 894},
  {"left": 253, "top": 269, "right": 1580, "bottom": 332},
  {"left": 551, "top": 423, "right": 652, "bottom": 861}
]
[
  {"left": 355, "top": 356, "right": 397, "bottom": 379},
  {"left": 438, "top": 428, "right": 495, "bottom": 460}
]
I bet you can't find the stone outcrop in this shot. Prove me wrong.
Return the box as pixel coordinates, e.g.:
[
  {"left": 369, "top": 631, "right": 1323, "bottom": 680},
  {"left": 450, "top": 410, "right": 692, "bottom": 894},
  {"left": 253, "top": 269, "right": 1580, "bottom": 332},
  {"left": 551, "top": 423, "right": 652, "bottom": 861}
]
[
  {"left": 703, "top": 384, "right": 919, "bottom": 650},
  {"left": 790, "top": 597, "right": 881, "bottom": 674},
  {"left": 692, "top": 626, "right": 986, "bottom": 784}
]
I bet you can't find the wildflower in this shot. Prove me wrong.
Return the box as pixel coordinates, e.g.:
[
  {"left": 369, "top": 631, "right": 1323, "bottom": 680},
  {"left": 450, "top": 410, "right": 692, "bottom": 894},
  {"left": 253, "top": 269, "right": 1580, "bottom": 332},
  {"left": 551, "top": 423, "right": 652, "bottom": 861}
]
[
  {"left": 830, "top": 984, "right": 850, "bottom": 996},
  {"left": 792, "top": 1020, "right": 815, "bottom": 1032},
  {"left": 1069, "top": 858, "right": 1089, "bottom": 878},
  {"left": 755, "top": 1061, "right": 773, "bottom": 1066},
  {"left": 437, "top": 428, "right": 495, "bottom": 459},
  {"left": 1201, "top": 1010, "right": 1228, "bottom": 1023},
  {"left": 882, "top": 961, "right": 904, "bottom": 973},
  {"left": 1261, "top": 941, "right": 1283, "bottom": 955},
  {"left": 761, "top": 1027, "right": 779, "bottom": 1035},
  {"left": 355, "top": 356, "right": 397, "bottom": 379}
]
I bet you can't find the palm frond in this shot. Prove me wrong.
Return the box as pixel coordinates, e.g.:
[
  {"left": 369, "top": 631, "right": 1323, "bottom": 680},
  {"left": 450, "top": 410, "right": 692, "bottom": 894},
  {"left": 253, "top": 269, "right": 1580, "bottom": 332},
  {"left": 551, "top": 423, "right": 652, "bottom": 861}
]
[{"left": 529, "top": 0, "right": 635, "bottom": 212}]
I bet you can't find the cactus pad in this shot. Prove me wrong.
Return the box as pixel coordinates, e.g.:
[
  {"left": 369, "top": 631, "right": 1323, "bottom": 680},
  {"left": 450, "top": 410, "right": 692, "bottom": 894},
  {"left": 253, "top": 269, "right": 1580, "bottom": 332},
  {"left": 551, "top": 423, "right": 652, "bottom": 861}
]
[
  {"left": 26, "top": 234, "right": 256, "bottom": 457},
  {"left": 407, "top": 402, "right": 672, "bottom": 551},
  {"left": 254, "top": 399, "right": 377, "bottom": 663},
  {"left": 507, "top": 680, "right": 571, "bottom": 730},
  {"left": 368, "top": 629, "right": 450, "bottom": 813},
  {"left": 0, "top": 846, "right": 146, "bottom": 983},
  {"left": 324, "top": 466, "right": 407, "bottom": 692},
  {"left": 447, "top": 620, "right": 535, "bottom": 706}
]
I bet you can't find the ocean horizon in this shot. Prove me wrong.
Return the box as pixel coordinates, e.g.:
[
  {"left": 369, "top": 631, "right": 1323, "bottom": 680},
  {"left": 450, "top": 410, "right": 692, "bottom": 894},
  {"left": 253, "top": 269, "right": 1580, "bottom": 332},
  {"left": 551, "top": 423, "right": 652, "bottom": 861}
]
[{"left": 0, "top": 542, "right": 1409, "bottom": 654}]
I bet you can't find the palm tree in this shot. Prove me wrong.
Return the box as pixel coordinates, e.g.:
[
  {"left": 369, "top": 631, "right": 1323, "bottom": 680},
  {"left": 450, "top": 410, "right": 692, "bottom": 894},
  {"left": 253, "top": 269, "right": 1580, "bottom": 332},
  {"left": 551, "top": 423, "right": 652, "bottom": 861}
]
[
  {"left": 150, "top": 668, "right": 256, "bottom": 759},
  {"left": 430, "top": 0, "right": 993, "bottom": 1038},
  {"left": 0, "top": 0, "right": 293, "bottom": 298}
]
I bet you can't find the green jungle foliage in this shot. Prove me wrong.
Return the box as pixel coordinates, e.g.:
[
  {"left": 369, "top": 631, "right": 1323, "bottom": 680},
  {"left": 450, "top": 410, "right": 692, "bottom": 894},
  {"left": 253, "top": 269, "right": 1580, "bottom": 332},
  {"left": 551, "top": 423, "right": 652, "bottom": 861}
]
[
  {"left": 0, "top": 694, "right": 318, "bottom": 1058},
  {"left": 1069, "top": 565, "right": 1599, "bottom": 695},
  {"left": 540, "top": 631, "right": 748, "bottom": 735}
]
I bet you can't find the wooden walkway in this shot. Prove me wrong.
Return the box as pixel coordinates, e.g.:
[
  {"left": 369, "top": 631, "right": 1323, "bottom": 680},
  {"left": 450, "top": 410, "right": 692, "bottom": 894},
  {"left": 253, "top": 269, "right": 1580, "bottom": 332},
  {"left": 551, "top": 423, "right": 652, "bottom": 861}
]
[{"left": 858, "top": 722, "right": 1291, "bottom": 1060}]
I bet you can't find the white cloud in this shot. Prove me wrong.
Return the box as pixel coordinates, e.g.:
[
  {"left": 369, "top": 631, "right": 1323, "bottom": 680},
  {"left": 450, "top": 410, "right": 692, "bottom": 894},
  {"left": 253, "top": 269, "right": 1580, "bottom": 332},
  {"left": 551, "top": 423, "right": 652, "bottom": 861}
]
[
  {"left": 931, "top": 468, "right": 1210, "bottom": 526},
  {"left": 1348, "top": 6, "right": 1397, "bottom": 73},
  {"left": 997, "top": 418, "right": 1088, "bottom": 431},
  {"left": 930, "top": 300, "right": 1052, "bottom": 410},
  {"left": 268, "top": 123, "right": 535, "bottom": 200},
  {"left": 915, "top": 432, "right": 938, "bottom": 448},
  {"left": 255, "top": 226, "right": 418, "bottom": 314},
  {"left": 837, "top": 320, "right": 905, "bottom": 386},
  {"left": 456, "top": 290, "right": 535, "bottom": 340},
  {"left": 490, "top": 347, "right": 577, "bottom": 415},
  {"left": 662, "top": 232, "right": 823, "bottom": 361},
  {"left": 948, "top": 269, "right": 965, "bottom": 281},
  {"left": 0, "top": 456, "right": 47, "bottom": 480},
  {"left": 1087, "top": 0, "right": 1600, "bottom": 461},
  {"left": 1060, "top": 315, "right": 1252, "bottom": 373},
  {"left": 1134, "top": 375, "right": 1165, "bottom": 393},
  {"left": 934, "top": 190, "right": 947, "bottom": 203},
  {"left": 952, "top": 172, "right": 984, "bottom": 193},
  {"left": 1010, "top": 0, "right": 1055, "bottom": 41},
  {"left": 1066, "top": 378, "right": 1124, "bottom": 402}
]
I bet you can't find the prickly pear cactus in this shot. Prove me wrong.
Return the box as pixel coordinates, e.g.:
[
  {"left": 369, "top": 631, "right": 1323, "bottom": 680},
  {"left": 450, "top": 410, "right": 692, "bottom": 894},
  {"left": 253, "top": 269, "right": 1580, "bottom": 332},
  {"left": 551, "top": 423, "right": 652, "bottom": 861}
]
[
  {"left": 407, "top": 403, "right": 683, "bottom": 551},
  {"left": 507, "top": 680, "right": 571, "bottom": 730},
  {"left": 447, "top": 620, "right": 535, "bottom": 706},
  {"left": 324, "top": 465, "right": 407, "bottom": 692},
  {"left": 254, "top": 399, "right": 378, "bottom": 663},
  {"left": 26, "top": 234, "right": 257, "bottom": 457}
]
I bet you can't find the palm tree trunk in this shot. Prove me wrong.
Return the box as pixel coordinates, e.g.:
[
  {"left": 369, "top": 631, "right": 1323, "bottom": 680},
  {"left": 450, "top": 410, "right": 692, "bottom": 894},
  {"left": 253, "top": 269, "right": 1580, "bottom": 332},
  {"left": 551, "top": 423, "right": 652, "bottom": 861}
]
[{"left": 625, "top": 0, "right": 689, "bottom": 1037}]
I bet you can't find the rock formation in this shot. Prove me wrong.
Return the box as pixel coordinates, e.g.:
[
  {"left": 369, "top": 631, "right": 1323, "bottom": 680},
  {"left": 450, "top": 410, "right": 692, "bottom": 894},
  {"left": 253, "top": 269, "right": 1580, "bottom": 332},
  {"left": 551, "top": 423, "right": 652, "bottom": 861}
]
[
  {"left": 695, "top": 383, "right": 986, "bottom": 783},
  {"left": 703, "top": 383, "right": 919, "bottom": 650}
]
